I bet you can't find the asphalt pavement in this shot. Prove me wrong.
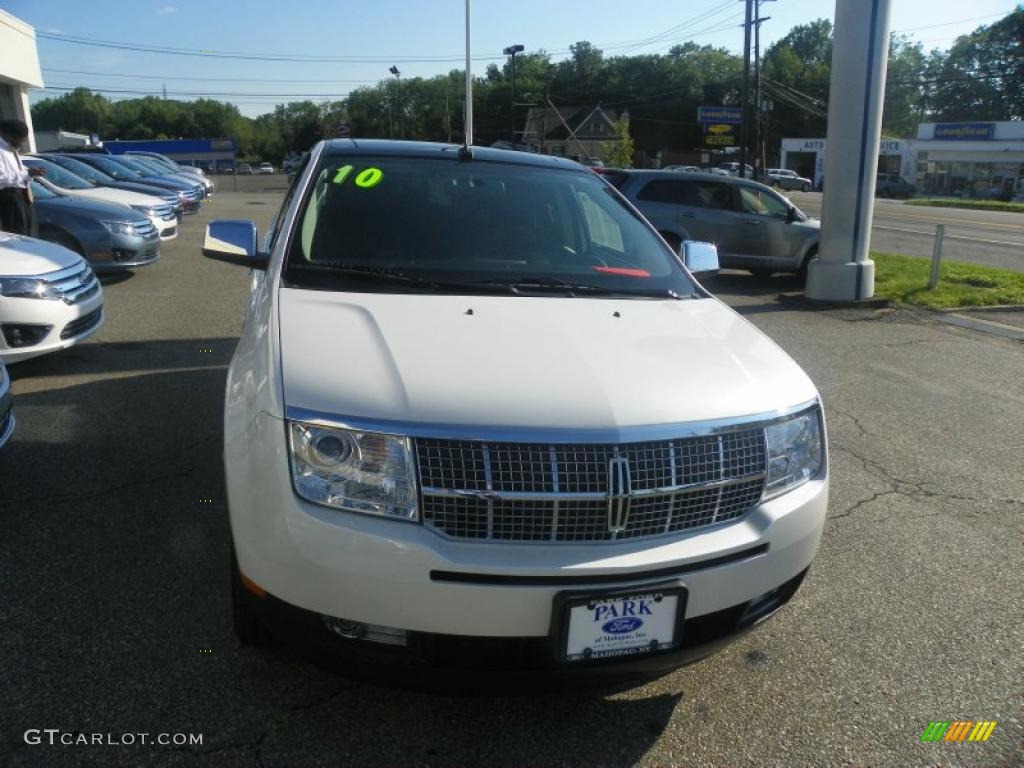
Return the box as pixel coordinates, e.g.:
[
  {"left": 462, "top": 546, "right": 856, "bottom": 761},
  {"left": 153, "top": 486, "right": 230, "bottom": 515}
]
[
  {"left": 1, "top": 188, "right": 1021, "bottom": 768},
  {"left": 788, "top": 191, "right": 1024, "bottom": 273}
]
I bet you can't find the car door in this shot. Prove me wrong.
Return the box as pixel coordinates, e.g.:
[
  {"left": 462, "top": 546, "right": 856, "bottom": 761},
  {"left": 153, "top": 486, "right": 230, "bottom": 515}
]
[
  {"left": 674, "top": 179, "right": 744, "bottom": 261},
  {"left": 631, "top": 178, "right": 688, "bottom": 244},
  {"left": 733, "top": 183, "right": 797, "bottom": 267}
]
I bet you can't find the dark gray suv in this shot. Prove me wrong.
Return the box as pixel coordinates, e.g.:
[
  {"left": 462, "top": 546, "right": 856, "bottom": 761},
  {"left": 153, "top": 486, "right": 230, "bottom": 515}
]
[{"left": 606, "top": 170, "right": 821, "bottom": 275}]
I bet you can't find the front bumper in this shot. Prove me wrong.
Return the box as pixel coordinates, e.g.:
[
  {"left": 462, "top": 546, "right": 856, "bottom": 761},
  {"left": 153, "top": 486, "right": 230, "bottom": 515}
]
[
  {"left": 245, "top": 567, "right": 808, "bottom": 684},
  {"left": 88, "top": 232, "right": 160, "bottom": 271},
  {"left": 149, "top": 214, "right": 178, "bottom": 241},
  {"left": 0, "top": 291, "right": 104, "bottom": 364},
  {"left": 228, "top": 412, "right": 828, "bottom": 672}
]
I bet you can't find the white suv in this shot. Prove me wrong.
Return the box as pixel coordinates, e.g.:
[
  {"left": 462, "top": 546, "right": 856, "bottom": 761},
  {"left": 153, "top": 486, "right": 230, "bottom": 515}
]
[
  {"left": 203, "top": 140, "right": 828, "bottom": 679},
  {"left": 0, "top": 234, "right": 104, "bottom": 363}
]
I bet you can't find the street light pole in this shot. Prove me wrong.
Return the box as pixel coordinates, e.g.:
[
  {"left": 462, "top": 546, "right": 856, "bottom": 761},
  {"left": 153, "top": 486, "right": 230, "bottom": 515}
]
[
  {"left": 503, "top": 44, "right": 524, "bottom": 147},
  {"left": 388, "top": 65, "right": 401, "bottom": 138}
]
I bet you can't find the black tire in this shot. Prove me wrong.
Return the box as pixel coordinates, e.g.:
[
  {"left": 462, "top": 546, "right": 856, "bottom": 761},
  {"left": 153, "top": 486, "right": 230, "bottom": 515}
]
[
  {"left": 231, "top": 548, "right": 269, "bottom": 646},
  {"left": 798, "top": 247, "right": 817, "bottom": 281}
]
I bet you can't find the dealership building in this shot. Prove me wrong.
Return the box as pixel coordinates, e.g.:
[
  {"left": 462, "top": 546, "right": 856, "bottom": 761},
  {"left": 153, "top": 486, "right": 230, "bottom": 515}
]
[
  {"left": 0, "top": 9, "right": 43, "bottom": 151},
  {"left": 781, "top": 121, "right": 1024, "bottom": 197}
]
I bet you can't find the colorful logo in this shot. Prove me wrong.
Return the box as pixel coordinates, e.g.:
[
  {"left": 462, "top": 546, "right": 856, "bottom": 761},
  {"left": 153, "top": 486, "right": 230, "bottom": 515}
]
[{"left": 921, "top": 721, "right": 997, "bottom": 742}]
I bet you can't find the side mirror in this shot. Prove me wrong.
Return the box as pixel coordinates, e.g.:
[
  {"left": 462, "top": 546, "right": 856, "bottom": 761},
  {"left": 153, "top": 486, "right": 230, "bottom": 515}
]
[
  {"left": 786, "top": 206, "right": 797, "bottom": 223},
  {"left": 682, "top": 240, "right": 720, "bottom": 275},
  {"left": 202, "top": 220, "right": 267, "bottom": 269}
]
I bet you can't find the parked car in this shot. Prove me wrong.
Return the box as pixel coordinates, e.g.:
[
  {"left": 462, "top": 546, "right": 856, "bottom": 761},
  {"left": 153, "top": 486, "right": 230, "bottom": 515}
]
[
  {"left": 766, "top": 168, "right": 813, "bottom": 192},
  {"left": 663, "top": 165, "right": 700, "bottom": 173},
  {"left": 202, "top": 139, "right": 827, "bottom": 679},
  {"left": 281, "top": 157, "right": 302, "bottom": 174},
  {"left": 718, "top": 162, "right": 754, "bottom": 177},
  {"left": 708, "top": 167, "right": 731, "bottom": 177},
  {"left": 31, "top": 180, "right": 161, "bottom": 272},
  {"left": 127, "top": 155, "right": 215, "bottom": 197},
  {"left": 238, "top": 163, "right": 254, "bottom": 175},
  {"left": 875, "top": 173, "right": 915, "bottom": 199},
  {"left": 0, "top": 232, "right": 104, "bottom": 363},
  {"left": 64, "top": 154, "right": 203, "bottom": 214},
  {"left": 0, "top": 359, "right": 12, "bottom": 447},
  {"left": 41, "top": 154, "right": 185, "bottom": 218},
  {"left": 258, "top": 162, "right": 274, "bottom": 175},
  {"left": 24, "top": 158, "right": 178, "bottom": 240},
  {"left": 610, "top": 169, "right": 821, "bottom": 275},
  {"left": 129, "top": 154, "right": 215, "bottom": 196},
  {"left": 125, "top": 150, "right": 207, "bottom": 180}
]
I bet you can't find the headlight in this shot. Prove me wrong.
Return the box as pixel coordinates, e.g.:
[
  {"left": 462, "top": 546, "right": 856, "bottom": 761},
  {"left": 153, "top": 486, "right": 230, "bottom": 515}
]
[
  {"left": 130, "top": 205, "right": 157, "bottom": 217},
  {"left": 101, "top": 220, "right": 136, "bottom": 235},
  {"left": 288, "top": 421, "right": 418, "bottom": 521},
  {"left": 763, "top": 408, "right": 824, "bottom": 500},
  {"left": 0, "top": 276, "right": 61, "bottom": 300}
]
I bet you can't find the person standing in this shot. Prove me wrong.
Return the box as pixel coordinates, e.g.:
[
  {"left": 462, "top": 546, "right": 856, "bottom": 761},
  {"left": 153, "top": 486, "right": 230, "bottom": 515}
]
[{"left": 0, "top": 120, "right": 44, "bottom": 235}]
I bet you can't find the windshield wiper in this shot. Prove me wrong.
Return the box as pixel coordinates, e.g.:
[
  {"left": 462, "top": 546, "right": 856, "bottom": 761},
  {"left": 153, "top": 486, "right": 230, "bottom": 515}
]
[
  {"left": 301, "top": 264, "right": 497, "bottom": 293},
  {"left": 472, "top": 276, "right": 684, "bottom": 299}
]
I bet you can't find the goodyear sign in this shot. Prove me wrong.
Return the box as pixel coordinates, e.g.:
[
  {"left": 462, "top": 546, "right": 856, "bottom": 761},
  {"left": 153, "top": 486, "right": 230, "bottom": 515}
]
[
  {"left": 702, "top": 123, "right": 736, "bottom": 147},
  {"left": 697, "top": 106, "right": 743, "bottom": 125},
  {"left": 933, "top": 123, "right": 995, "bottom": 140}
]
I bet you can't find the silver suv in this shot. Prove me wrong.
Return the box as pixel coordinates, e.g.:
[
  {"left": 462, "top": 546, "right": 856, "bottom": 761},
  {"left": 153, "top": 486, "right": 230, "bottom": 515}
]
[{"left": 606, "top": 170, "right": 821, "bottom": 276}]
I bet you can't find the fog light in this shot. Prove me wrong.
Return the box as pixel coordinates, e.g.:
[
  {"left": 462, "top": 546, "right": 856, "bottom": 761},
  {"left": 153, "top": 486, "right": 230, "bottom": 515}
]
[
  {"left": 112, "top": 249, "right": 135, "bottom": 262},
  {"left": 2, "top": 324, "right": 52, "bottom": 348},
  {"left": 323, "top": 617, "right": 366, "bottom": 639},
  {"left": 322, "top": 616, "right": 408, "bottom": 646}
]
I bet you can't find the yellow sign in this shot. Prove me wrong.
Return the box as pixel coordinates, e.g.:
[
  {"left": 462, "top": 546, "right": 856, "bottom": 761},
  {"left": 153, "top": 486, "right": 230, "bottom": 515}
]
[
  {"left": 704, "top": 136, "right": 734, "bottom": 147},
  {"left": 707, "top": 124, "right": 732, "bottom": 135}
]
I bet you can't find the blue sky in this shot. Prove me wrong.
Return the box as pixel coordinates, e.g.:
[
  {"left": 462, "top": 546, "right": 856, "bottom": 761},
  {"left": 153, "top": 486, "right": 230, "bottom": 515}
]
[{"left": 3, "top": 0, "right": 1020, "bottom": 117}]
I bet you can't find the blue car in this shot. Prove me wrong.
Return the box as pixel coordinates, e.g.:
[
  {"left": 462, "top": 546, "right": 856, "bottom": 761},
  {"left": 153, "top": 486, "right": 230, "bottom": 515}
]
[
  {"left": 63, "top": 154, "right": 203, "bottom": 214},
  {"left": 32, "top": 180, "right": 160, "bottom": 272}
]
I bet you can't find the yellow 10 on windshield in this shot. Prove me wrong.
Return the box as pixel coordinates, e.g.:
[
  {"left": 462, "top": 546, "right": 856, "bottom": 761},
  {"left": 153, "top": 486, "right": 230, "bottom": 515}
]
[{"left": 332, "top": 165, "right": 383, "bottom": 188}]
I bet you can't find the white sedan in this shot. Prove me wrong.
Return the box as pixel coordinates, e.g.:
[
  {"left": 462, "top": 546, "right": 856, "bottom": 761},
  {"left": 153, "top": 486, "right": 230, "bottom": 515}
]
[{"left": 0, "top": 234, "right": 104, "bottom": 363}]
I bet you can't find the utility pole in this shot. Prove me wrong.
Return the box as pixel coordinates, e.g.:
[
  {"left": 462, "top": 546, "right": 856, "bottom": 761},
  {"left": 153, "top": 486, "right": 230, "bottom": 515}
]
[
  {"left": 162, "top": 83, "right": 167, "bottom": 100},
  {"left": 739, "top": 0, "right": 753, "bottom": 179},
  {"left": 753, "top": 0, "right": 773, "bottom": 178}
]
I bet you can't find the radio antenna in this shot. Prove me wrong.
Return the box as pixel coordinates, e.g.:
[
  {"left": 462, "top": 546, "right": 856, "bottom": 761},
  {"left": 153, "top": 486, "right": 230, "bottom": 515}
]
[{"left": 462, "top": 0, "right": 474, "bottom": 156}]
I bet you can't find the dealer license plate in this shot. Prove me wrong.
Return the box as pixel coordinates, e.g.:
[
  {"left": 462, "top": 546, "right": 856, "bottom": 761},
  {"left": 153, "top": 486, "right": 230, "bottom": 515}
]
[{"left": 561, "top": 584, "right": 686, "bottom": 662}]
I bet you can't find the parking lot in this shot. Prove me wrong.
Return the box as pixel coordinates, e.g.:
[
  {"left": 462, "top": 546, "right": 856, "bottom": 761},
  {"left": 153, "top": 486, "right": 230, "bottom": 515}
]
[{"left": 1, "top": 187, "right": 1021, "bottom": 768}]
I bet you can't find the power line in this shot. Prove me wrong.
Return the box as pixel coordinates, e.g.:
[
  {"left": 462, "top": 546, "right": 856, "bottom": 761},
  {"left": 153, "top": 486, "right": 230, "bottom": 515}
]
[
  {"left": 41, "top": 67, "right": 380, "bottom": 84},
  {"left": 891, "top": 10, "right": 1016, "bottom": 34}
]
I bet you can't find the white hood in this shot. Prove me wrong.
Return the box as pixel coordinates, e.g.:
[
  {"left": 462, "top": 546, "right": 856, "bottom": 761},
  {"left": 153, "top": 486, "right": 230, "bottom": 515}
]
[
  {"left": 0, "top": 233, "right": 84, "bottom": 276},
  {"left": 278, "top": 290, "right": 818, "bottom": 429},
  {"left": 60, "top": 186, "right": 165, "bottom": 208}
]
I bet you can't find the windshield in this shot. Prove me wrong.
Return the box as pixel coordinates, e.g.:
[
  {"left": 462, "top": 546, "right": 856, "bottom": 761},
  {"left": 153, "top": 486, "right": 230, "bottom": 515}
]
[
  {"left": 284, "top": 154, "right": 698, "bottom": 298},
  {"left": 78, "top": 155, "right": 143, "bottom": 180},
  {"left": 132, "top": 157, "right": 174, "bottom": 175},
  {"left": 25, "top": 159, "right": 92, "bottom": 190},
  {"left": 50, "top": 155, "right": 114, "bottom": 183},
  {"left": 108, "top": 156, "right": 158, "bottom": 177}
]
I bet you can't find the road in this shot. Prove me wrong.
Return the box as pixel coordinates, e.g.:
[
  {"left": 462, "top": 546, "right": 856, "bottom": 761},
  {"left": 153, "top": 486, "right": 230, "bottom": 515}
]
[
  {"left": 788, "top": 191, "right": 1024, "bottom": 272},
  {"left": 1, "top": 188, "right": 1021, "bottom": 768}
]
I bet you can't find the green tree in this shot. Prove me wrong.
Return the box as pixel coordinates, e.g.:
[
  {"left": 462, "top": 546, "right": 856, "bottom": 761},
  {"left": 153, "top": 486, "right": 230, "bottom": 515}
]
[{"left": 604, "top": 117, "right": 634, "bottom": 167}]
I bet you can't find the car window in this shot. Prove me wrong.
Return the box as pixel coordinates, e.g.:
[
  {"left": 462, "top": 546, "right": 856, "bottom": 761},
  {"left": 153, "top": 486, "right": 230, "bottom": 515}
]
[
  {"left": 679, "top": 180, "right": 734, "bottom": 211},
  {"left": 738, "top": 186, "right": 790, "bottom": 216},
  {"left": 285, "top": 155, "right": 697, "bottom": 297},
  {"left": 82, "top": 156, "right": 142, "bottom": 180},
  {"left": 637, "top": 180, "right": 684, "bottom": 204},
  {"left": 51, "top": 156, "right": 113, "bottom": 183},
  {"left": 25, "top": 159, "right": 92, "bottom": 190}
]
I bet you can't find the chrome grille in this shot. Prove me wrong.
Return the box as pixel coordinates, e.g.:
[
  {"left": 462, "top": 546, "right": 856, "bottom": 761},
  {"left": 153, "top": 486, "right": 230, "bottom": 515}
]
[
  {"left": 417, "top": 429, "right": 766, "bottom": 543},
  {"left": 37, "top": 262, "right": 100, "bottom": 305},
  {"left": 134, "top": 220, "right": 158, "bottom": 240},
  {"left": 60, "top": 308, "right": 102, "bottom": 340}
]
